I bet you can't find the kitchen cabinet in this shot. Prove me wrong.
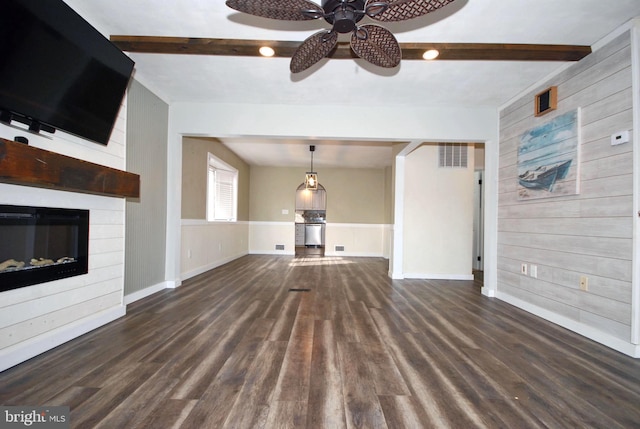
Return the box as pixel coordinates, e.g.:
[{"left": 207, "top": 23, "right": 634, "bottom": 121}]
[
  {"left": 295, "top": 189, "right": 326, "bottom": 210},
  {"left": 312, "top": 191, "right": 326, "bottom": 210},
  {"left": 295, "top": 224, "right": 305, "bottom": 246}
]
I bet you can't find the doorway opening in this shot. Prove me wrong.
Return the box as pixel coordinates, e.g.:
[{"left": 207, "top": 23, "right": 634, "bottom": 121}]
[
  {"left": 472, "top": 143, "right": 485, "bottom": 283},
  {"left": 295, "top": 183, "right": 327, "bottom": 257}
]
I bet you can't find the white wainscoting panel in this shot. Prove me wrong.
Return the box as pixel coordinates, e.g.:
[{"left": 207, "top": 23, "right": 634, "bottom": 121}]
[{"left": 181, "top": 220, "right": 249, "bottom": 280}]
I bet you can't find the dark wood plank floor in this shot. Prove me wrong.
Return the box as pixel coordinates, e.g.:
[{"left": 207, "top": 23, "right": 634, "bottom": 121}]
[{"left": 1, "top": 255, "right": 640, "bottom": 428}]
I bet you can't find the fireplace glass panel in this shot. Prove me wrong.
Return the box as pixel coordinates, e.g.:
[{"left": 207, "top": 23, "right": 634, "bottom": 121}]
[{"left": 0, "top": 205, "right": 89, "bottom": 292}]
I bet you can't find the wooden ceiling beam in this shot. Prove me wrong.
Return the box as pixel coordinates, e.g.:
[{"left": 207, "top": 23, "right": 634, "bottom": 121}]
[{"left": 111, "top": 36, "right": 591, "bottom": 62}]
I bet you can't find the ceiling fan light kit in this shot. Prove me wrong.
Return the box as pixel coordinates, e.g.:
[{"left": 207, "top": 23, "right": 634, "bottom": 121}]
[{"left": 225, "top": 0, "right": 457, "bottom": 72}]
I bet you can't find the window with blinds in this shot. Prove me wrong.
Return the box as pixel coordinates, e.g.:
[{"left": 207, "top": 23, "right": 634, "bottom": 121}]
[
  {"left": 207, "top": 153, "right": 238, "bottom": 222},
  {"left": 439, "top": 143, "right": 468, "bottom": 168}
]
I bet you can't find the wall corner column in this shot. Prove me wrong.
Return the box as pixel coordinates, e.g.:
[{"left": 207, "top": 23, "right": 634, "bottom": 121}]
[
  {"left": 165, "top": 117, "right": 183, "bottom": 288},
  {"left": 389, "top": 154, "right": 405, "bottom": 279},
  {"left": 481, "top": 133, "right": 500, "bottom": 297},
  {"left": 630, "top": 19, "right": 640, "bottom": 345}
]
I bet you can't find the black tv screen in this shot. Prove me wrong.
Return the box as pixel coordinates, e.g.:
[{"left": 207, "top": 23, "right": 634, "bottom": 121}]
[{"left": 0, "top": 0, "right": 134, "bottom": 145}]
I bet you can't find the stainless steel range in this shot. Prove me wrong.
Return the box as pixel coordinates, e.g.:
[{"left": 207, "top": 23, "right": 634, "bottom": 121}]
[{"left": 295, "top": 210, "right": 326, "bottom": 248}]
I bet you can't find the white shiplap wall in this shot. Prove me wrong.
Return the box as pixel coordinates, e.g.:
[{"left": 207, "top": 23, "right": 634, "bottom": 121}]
[
  {"left": 0, "top": 101, "right": 127, "bottom": 372},
  {"left": 498, "top": 31, "right": 635, "bottom": 352}
]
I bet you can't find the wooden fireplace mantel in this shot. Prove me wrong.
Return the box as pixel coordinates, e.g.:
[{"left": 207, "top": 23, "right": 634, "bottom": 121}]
[{"left": 0, "top": 138, "right": 140, "bottom": 198}]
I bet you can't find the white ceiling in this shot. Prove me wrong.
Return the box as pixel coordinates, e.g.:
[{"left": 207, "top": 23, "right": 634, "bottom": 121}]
[{"left": 64, "top": 0, "right": 640, "bottom": 168}]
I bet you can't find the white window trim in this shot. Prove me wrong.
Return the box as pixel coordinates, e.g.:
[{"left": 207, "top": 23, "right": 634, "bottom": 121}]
[{"left": 207, "top": 153, "right": 238, "bottom": 222}]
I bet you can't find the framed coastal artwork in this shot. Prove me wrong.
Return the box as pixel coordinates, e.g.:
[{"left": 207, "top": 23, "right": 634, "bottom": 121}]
[{"left": 517, "top": 108, "right": 580, "bottom": 200}]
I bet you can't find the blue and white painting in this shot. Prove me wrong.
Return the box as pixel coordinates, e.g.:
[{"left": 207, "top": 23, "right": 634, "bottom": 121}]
[{"left": 517, "top": 109, "right": 580, "bottom": 200}]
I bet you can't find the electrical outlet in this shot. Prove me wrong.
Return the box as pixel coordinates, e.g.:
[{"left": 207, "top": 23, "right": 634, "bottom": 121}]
[
  {"left": 580, "top": 276, "right": 589, "bottom": 291},
  {"left": 530, "top": 265, "right": 537, "bottom": 278},
  {"left": 521, "top": 263, "right": 528, "bottom": 275}
]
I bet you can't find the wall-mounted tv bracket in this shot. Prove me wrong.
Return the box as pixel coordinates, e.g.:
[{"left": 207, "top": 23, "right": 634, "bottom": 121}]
[{"left": 0, "top": 109, "right": 55, "bottom": 135}]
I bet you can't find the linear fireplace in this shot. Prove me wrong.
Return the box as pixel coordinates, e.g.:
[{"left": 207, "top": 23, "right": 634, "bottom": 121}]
[{"left": 0, "top": 204, "right": 89, "bottom": 292}]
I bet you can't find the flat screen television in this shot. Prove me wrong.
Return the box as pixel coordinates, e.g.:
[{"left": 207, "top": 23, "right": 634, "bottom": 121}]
[{"left": 0, "top": 0, "right": 135, "bottom": 145}]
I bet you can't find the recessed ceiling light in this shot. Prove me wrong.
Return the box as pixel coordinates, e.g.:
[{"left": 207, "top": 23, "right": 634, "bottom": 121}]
[
  {"left": 259, "top": 46, "right": 275, "bottom": 57},
  {"left": 422, "top": 49, "right": 440, "bottom": 60}
]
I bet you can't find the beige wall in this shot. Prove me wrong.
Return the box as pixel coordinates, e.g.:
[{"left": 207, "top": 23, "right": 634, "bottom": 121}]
[
  {"left": 249, "top": 167, "right": 300, "bottom": 222},
  {"left": 249, "top": 166, "right": 391, "bottom": 224},
  {"left": 474, "top": 144, "right": 485, "bottom": 171},
  {"left": 384, "top": 165, "right": 393, "bottom": 224},
  {"left": 181, "top": 137, "right": 250, "bottom": 221}
]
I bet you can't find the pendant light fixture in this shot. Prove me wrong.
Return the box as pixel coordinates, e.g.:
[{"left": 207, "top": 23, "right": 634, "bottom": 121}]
[{"left": 305, "top": 145, "right": 318, "bottom": 191}]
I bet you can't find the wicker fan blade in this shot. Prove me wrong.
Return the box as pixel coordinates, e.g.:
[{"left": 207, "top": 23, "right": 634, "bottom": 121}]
[
  {"left": 226, "top": 0, "right": 323, "bottom": 21},
  {"left": 366, "top": 0, "right": 457, "bottom": 22},
  {"left": 290, "top": 30, "right": 338, "bottom": 73},
  {"left": 350, "top": 25, "right": 401, "bottom": 68}
]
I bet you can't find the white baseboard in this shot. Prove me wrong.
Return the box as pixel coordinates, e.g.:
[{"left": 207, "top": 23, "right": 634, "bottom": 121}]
[
  {"left": 497, "top": 291, "right": 640, "bottom": 358},
  {"left": 181, "top": 252, "right": 248, "bottom": 281},
  {"left": 249, "top": 250, "right": 295, "bottom": 256},
  {"left": 0, "top": 305, "right": 126, "bottom": 372},
  {"left": 482, "top": 287, "right": 496, "bottom": 297},
  {"left": 324, "top": 251, "right": 384, "bottom": 258},
  {"left": 388, "top": 270, "right": 404, "bottom": 279},
  {"left": 124, "top": 281, "right": 172, "bottom": 305},
  {"left": 247, "top": 250, "right": 387, "bottom": 258},
  {"left": 403, "top": 273, "right": 474, "bottom": 280},
  {"left": 166, "top": 278, "right": 182, "bottom": 289}
]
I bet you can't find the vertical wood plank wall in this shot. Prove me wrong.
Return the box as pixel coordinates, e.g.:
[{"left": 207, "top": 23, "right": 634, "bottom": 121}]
[
  {"left": 498, "top": 32, "right": 634, "bottom": 342},
  {"left": 125, "top": 80, "right": 169, "bottom": 297}
]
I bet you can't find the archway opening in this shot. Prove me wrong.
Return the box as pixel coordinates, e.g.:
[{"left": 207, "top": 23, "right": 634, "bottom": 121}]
[{"left": 295, "top": 183, "right": 327, "bottom": 257}]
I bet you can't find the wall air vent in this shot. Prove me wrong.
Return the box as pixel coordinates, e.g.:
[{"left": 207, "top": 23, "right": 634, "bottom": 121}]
[
  {"left": 439, "top": 143, "right": 468, "bottom": 168},
  {"left": 275, "top": 244, "right": 285, "bottom": 250},
  {"left": 335, "top": 245, "right": 345, "bottom": 252}
]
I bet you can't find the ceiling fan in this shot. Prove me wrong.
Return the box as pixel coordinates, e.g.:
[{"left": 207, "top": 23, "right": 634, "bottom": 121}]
[
  {"left": 226, "top": 0, "right": 458, "bottom": 73},
  {"left": 110, "top": 0, "right": 592, "bottom": 71}
]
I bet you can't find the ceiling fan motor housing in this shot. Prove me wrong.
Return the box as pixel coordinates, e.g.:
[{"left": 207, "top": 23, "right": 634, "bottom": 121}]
[{"left": 322, "top": 0, "right": 366, "bottom": 33}]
